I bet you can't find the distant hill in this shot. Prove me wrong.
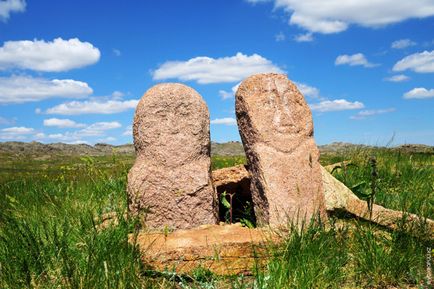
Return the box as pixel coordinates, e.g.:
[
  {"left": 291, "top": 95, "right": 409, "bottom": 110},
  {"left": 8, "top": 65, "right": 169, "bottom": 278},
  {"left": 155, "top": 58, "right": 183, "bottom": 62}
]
[
  {"left": 213, "top": 141, "right": 434, "bottom": 155},
  {"left": 318, "top": 142, "right": 372, "bottom": 153},
  {"left": 0, "top": 141, "right": 135, "bottom": 157},
  {"left": 0, "top": 141, "right": 432, "bottom": 157},
  {"left": 211, "top": 141, "right": 245, "bottom": 156},
  {"left": 318, "top": 142, "right": 434, "bottom": 154}
]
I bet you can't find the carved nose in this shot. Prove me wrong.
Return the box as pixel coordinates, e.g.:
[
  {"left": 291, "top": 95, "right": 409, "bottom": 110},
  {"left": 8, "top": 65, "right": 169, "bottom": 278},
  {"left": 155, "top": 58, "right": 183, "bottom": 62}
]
[{"left": 279, "top": 110, "right": 293, "bottom": 127}]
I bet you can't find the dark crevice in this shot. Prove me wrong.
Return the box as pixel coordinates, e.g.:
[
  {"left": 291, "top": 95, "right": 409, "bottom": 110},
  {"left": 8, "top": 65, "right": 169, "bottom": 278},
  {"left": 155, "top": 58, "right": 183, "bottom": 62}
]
[{"left": 215, "top": 177, "right": 256, "bottom": 226}]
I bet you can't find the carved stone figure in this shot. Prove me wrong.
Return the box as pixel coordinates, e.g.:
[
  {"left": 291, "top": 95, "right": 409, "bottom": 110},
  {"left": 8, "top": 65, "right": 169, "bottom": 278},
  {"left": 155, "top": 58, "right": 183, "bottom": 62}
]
[
  {"left": 127, "top": 83, "right": 217, "bottom": 229},
  {"left": 235, "top": 73, "right": 327, "bottom": 226}
]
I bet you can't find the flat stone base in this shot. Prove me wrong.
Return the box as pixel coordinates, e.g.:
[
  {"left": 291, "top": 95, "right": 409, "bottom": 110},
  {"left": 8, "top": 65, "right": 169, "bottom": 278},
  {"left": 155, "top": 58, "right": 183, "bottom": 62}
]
[
  {"left": 128, "top": 164, "right": 434, "bottom": 276},
  {"left": 130, "top": 223, "right": 276, "bottom": 275}
]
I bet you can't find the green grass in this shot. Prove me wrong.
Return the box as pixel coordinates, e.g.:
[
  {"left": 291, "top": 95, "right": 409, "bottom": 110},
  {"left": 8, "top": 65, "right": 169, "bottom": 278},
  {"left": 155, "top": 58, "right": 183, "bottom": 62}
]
[
  {"left": 211, "top": 155, "right": 246, "bottom": 170},
  {"left": 322, "top": 148, "right": 434, "bottom": 219},
  {"left": 0, "top": 149, "right": 432, "bottom": 288},
  {"left": 253, "top": 220, "right": 348, "bottom": 289},
  {"left": 0, "top": 161, "right": 147, "bottom": 288},
  {"left": 351, "top": 222, "right": 427, "bottom": 287}
]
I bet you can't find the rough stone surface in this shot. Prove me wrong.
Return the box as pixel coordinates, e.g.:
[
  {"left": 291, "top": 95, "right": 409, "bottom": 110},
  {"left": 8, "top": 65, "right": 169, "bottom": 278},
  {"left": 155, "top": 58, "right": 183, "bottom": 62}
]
[
  {"left": 130, "top": 164, "right": 434, "bottom": 275},
  {"left": 127, "top": 83, "right": 217, "bottom": 229},
  {"left": 323, "top": 160, "right": 352, "bottom": 173},
  {"left": 321, "top": 165, "right": 357, "bottom": 211},
  {"left": 345, "top": 198, "right": 434, "bottom": 238},
  {"left": 235, "top": 73, "right": 327, "bottom": 226},
  {"left": 321, "top": 166, "right": 434, "bottom": 237},
  {"left": 212, "top": 164, "right": 250, "bottom": 188},
  {"left": 212, "top": 165, "right": 250, "bottom": 189},
  {"left": 211, "top": 164, "right": 434, "bottom": 237},
  {"left": 131, "top": 224, "right": 275, "bottom": 275}
]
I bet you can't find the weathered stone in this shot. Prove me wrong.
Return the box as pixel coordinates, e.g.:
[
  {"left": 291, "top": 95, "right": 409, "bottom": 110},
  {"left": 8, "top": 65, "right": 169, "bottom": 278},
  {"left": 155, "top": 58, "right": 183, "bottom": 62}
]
[
  {"left": 211, "top": 164, "right": 434, "bottom": 238},
  {"left": 212, "top": 165, "right": 250, "bottom": 189},
  {"left": 235, "top": 73, "right": 327, "bottom": 226},
  {"left": 212, "top": 164, "right": 250, "bottom": 188},
  {"left": 320, "top": 165, "right": 358, "bottom": 211},
  {"left": 130, "top": 224, "right": 276, "bottom": 275},
  {"left": 321, "top": 166, "right": 434, "bottom": 238},
  {"left": 323, "top": 160, "right": 352, "bottom": 173},
  {"left": 130, "top": 164, "right": 434, "bottom": 276},
  {"left": 127, "top": 83, "right": 217, "bottom": 229}
]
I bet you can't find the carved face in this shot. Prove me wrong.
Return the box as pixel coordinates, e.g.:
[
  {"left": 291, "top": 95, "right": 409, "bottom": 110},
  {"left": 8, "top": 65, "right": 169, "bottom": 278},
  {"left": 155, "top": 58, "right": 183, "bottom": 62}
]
[
  {"left": 236, "top": 74, "right": 313, "bottom": 153},
  {"left": 133, "top": 84, "right": 210, "bottom": 165}
]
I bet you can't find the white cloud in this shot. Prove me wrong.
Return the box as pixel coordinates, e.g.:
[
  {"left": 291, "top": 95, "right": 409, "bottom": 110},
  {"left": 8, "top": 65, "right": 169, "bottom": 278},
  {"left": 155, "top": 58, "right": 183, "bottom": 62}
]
[
  {"left": 393, "top": 50, "right": 434, "bottom": 73},
  {"left": 0, "top": 121, "right": 121, "bottom": 143},
  {"left": 43, "top": 118, "right": 85, "bottom": 128},
  {"left": 0, "top": 126, "right": 34, "bottom": 140},
  {"left": 0, "top": 134, "right": 25, "bottom": 140},
  {"left": 45, "top": 121, "right": 121, "bottom": 143},
  {"left": 97, "top": 137, "right": 116, "bottom": 143},
  {"left": 79, "top": 121, "right": 121, "bottom": 136},
  {"left": 294, "top": 32, "right": 313, "bottom": 42},
  {"left": 403, "top": 87, "right": 434, "bottom": 99},
  {"left": 45, "top": 99, "right": 139, "bottom": 115},
  {"left": 218, "top": 90, "right": 233, "bottom": 100},
  {"left": 34, "top": 132, "right": 45, "bottom": 139},
  {"left": 384, "top": 74, "right": 410, "bottom": 82},
  {"left": 335, "top": 53, "right": 377, "bottom": 68},
  {"left": 310, "top": 99, "right": 364, "bottom": 112},
  {"left": 112, "top": 48, "right": 121, "bottom": 56},
  {"left": 258, "top": 0, "right": 434, "bottom": 34},
  {"left": 65, "top": 140, "right": 89, "bottom": 145},
  {"left": 122, "top": 126, "right": 132, "bottom": 136},
  {"left": 391, "top": 39, "right": 417, "bottom": 49},
  {"left": 350, "top": 108, "right": 395, "bottom": 120},
  {"left": 210, "top": 117, "right": 237, "bottom": 125},
  {"left": 218, "top": 83, "right": 241, "bottom": 100},
  {"left": 275, "top": 32, "right": 285, "bottom": 42},
  {"left": 152, "top": 52, "right": 283, "bottom": 84},
  {"left": 289, "top": 13, "right": 347, "bottom": 34},
  {"left": 0, "top": 38, "right": 100, "bottom": 72},
  {"left": 47, "top": 133, "right": 64, "bottom": 139},
  {"left": 0, "top": 0, "right": 25, "bottom": 22},
  {"left": 1, "top": 126, "right": 33, "bottom": 134},
  {"left": 111, "top": 90, "right": 125, "bottom": 99},
  {"left": 0, "top": 75, "right": 92, "bottom": 104},
  {"left": 294, "top": 82, "right": 321, "bottom": 99},
  {"left": 0, "top": 116, "right": 15, "bottom": 125}
]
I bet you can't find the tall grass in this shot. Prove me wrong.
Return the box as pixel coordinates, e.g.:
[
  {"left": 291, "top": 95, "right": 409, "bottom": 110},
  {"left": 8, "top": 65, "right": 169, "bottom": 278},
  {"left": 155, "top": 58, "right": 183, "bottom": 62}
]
[
  {"left": 0, "top": 160, "right": 147, "bottom": 288},
  {"left": 0, "top": 150, "right": 432, "bottom": 288},
  {"left": 211, "top": 155, "right": 246, "bottom": 170},
  {"left": 324, "top": 148, "right": 434, "bottom": 219},
  {"left": 253, "top": 220, "right": 348, "bottom": 289},
  {"left": 351, "top": 222, "right": 428, "bottom": 287}
]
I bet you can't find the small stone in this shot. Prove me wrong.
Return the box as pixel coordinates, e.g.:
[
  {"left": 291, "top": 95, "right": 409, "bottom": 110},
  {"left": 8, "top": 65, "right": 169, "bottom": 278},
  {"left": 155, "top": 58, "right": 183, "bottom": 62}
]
[
  {"left": 235, "top": 73, "right": 327, "bottom": 226},
  {"left": 127, "top": 83, "right": 217, "bottom": 229}
]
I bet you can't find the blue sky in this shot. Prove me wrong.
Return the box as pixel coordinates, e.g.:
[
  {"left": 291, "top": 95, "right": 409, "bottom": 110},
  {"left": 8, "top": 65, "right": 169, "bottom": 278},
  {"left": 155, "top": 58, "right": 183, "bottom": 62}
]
[{"left": 0, "top": 0, "right": 433, "bottom": 146}]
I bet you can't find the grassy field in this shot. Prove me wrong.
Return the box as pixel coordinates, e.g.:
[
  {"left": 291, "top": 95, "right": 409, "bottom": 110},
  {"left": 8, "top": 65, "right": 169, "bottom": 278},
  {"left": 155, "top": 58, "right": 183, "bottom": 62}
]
[{"left": 0, "top": 148, "right": 432, "bottom": 288}]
